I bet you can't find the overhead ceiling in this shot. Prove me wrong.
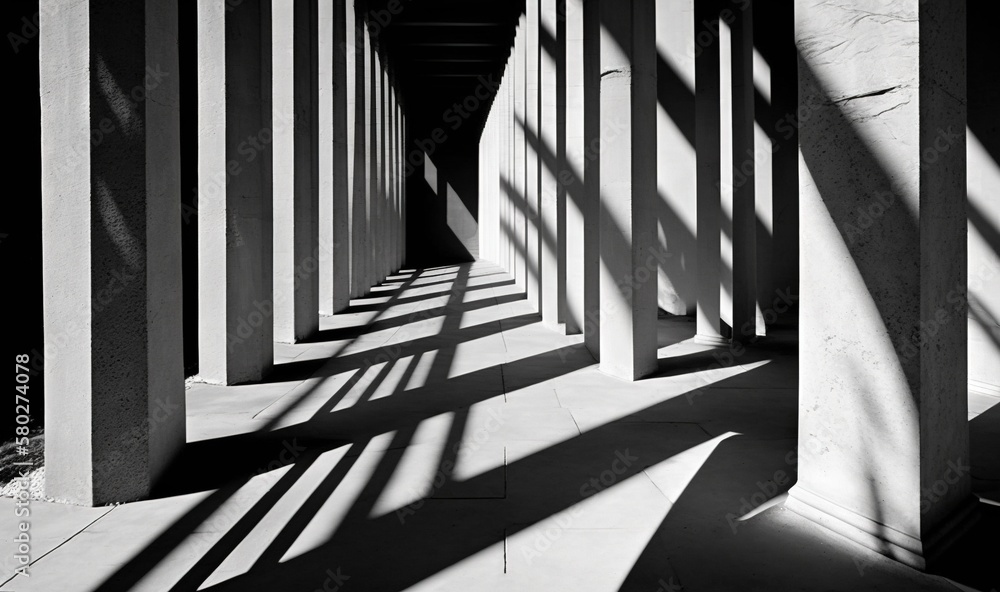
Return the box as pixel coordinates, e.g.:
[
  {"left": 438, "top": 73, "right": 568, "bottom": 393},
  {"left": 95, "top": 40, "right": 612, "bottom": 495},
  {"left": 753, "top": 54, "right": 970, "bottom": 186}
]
[{"left": 371, "top": 0, "right": 524, "bottom": 133}]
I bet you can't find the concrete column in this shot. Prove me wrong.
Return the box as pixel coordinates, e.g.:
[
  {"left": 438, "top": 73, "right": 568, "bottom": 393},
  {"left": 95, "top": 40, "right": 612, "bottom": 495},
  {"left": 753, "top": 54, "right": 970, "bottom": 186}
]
[
  {"left": 41, "top": 0, "right": 184, "bottom": 505},
  {"left": 694, "top": 0, "right": 727, "bottom": 346},
  {"left": 499, "top": 72, "right": 509, "bottom": 273},
  {"left": 401, "top": 108, "right": 407, "bottom": 266},
  {"left": 540, "top": 0, "right": 564, "bottom": 330},
  {"left": 319, "top": 0, "right": 352, "bottom": 315},
  {"left": 514, "top": 19, "right": 528, "bottom": 292},
  {"left": 388, "top": 78, "right": 397, "bottom": 275},
  {"left": 599, "top": 0, "right": 658, "bottom": 381},
  {"left": 525, "top": 0, "right": 542, "bottom": 312},
  {"left": 655, "top": 0, "right": 697, "bottom": 317},
  {"left": 379, "top": 65, "right": 389, "bottom": 281},
  {"left": 382, "top": 68, "right": 391, "bottom": 278},
  {"left": 197, "top": 0, "right": 274, "bottom": 384},
  {"left": 398, "top": 101, "right": 405, "bottom": 270},
  {"left": 370, "top": 50, "right": 383, "bottom": 285},
  {"left": 273, "top": 0, "right": 319, "bottom": 344},
  {"left": 752, "top": 22, "right": 773, "bottom": 336},
  {"left": 583, "top": 0, "right": 601, "bottom": 358},
  {"left": 728, "top": 0, "right": 756, "bottom": 344},
  {"left": 345, "top": 0, "right": 358, "bottom": 298},
  {"left": 787, "top": 0, "right": 973, "bottom": 570},
  {"left": 564, "top": 0, "right": 585, "bottom": 335},
  {"left": 509, "top": 62, "right": 517, "bottom": 278},
  {"left": 351, "top": 14, "right": 370, "bottom": 297}
]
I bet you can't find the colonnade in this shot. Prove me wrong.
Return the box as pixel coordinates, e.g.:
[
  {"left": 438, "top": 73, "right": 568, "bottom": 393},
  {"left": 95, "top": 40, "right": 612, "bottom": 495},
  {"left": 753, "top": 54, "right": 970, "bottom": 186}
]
[
  {"left": 40, "top": 0, "right": 406, "bottom": 505},
  {"left": 479, "top": 0, "right": 991, "bottom": 571},
  {"left": 481, "top": 0, "right": 789, "bottom": 379}
]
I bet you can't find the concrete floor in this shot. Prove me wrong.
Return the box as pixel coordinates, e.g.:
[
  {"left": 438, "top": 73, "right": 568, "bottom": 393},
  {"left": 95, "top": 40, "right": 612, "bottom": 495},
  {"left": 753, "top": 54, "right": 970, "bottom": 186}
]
[{"left": 2, "top": 261, "right": 998, "bottom": 591}]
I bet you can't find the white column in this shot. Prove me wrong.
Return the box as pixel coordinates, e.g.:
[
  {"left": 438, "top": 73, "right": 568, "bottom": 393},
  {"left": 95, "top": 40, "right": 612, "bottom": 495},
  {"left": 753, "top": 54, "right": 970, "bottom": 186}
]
[
  {"left": 514, "top": 18, "right": 528, "bottom": 292},
  {"left": 370, "top": 50, "right": 383, "bottom": 284},
  {"left": 41, "top": 0, "right": 185, "bottom": 505},
  {"left": 752, "top": 30, "right": 773, "bottom": 335},
  {"left": 694, "top": 0, "right": 727, "bottom": 346},
  {"left": 319, "top": 0, "right": 351, "bottom": 314},
  {"left": 598, "top": 0, "right": 658, "bottom": 381},
  {"left": 197, "top": 0, "right": 274, "bottom": 384},
  {"left": 729, "top": 0, "right": 756, "bottom": 344},
  {"left": 540, "top": 0, "right": 563, "bottom": 329},
  {"left": 583, "top": 0, "right": 601, "bottom": 357},
  {"left": 525, "top": 0, "right": 542, "bottom": 312},
  {"left": 273, "top": 0, "right": 319, "bottom": 343},
  {"left": 564, "top": 0, "right": 586, "bottom": 335},
  {"left": 655, "top": 0, "right": 697, "bottom": 317},
  {"left": 787, "top": 0, "right": 973, "bottom": 570},
  {"left": 351, "top": 17, "right": 370, "bottom": 296}
]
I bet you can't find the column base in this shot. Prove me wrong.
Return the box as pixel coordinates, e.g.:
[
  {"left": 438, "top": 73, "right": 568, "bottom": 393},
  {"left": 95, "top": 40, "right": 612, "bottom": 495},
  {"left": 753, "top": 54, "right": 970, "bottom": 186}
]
[
  {"left": 543, "top": 320, "right": 568, "bottom": 335},
  {"left": 969, "top": 379, "right": 1000, "bottom": 398},
  {"left": 694, "top": 333, "right": 731, "bottom": 347},
  {"left": 785, "top": 486, "right": 980, "bottom": 571}
]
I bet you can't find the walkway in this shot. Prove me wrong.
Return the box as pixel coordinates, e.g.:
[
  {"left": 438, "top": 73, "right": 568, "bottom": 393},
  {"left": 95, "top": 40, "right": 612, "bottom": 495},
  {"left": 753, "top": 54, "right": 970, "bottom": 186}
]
[{"left": 2, "top": 262, "right": 996, "bottom": 591}]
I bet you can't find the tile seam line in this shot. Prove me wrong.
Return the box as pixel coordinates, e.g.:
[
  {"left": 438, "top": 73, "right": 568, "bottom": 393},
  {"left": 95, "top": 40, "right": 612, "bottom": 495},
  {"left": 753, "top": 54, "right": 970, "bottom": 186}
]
[{"left": 0, "top": 505, "right": 118, "bottom": 587}]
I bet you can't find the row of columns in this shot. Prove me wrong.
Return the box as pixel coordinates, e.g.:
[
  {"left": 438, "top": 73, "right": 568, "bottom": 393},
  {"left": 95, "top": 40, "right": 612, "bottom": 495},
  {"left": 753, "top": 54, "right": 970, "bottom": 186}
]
[
  {"left": 40, "top": 0, "right": 406, "bottom": 505},
  {"left": 480, "top": 0, "right": 778, "bottom": 379},
  {"left": 480, "top": 0, "right": 979, "bottom": 571}
]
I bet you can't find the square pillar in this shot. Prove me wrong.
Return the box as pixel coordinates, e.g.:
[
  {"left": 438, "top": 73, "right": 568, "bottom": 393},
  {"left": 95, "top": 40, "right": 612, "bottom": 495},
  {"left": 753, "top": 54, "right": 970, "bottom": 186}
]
[
  {"left": 369, "top": 50, "right": 383, "bottom": 285},
  {"left": 540, "top": 0, "right": 565, "bottom": 330},
  {"left": 564, "top": 0, "right": 586, "bottom": 335},
  {"left": 787, "top": 0, "right": 974, "bottom": 570},
  {"left": 41, "top": 0, "right": 185, "bottom": 504},
  {"left": 197, "top": 0, "right": 274, "bottom": 384},
  {"left": 525, "top": 0, "right": 542, "bottom": 313},
  {"left": 582, "top": 0, "right": 602, "bottom": 358},
  {"left": 273, "top": 0, "right": 320, "bottom": 343},
  {"left": 319, "top": 0, "right": 352, "bottom": 315},
  {"left": 350, "top": 11, "right": 370, "bottom": 297},
  {"left": 514, "top": 19, "right": 529, "bottom": 292},
  {"left": 387, "top": 77, "right": 397, "bottom": 275},
  {"left": 694, "top": 0, "right": 728, "bottom": 346},
  {"left": 729, "top": 0, "right": 757, "bottom": 344},
  {"left": 598, "top": 0, "right": 659, "bottom": 381},
  {"left": 655, "top": 0, "right": 697, "bottom": 317}
]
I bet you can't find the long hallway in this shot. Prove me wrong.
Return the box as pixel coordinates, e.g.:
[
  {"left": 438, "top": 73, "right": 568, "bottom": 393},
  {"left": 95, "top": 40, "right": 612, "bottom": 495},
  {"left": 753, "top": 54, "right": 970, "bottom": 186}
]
[{"left": 4, "top": 262, "right": 994, "bottom": 591}]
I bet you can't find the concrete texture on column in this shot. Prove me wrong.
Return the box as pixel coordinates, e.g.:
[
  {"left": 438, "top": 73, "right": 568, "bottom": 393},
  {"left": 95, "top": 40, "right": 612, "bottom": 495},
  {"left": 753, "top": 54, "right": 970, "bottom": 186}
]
[
  {"left": 387, "top": 79, "right": 397, "bottom": 275},
  {"left": 369, "top": 50, "right": 383, "bottom": 285},
  {"left": 499, "top": 68, "right": 509, "bottom": 273},
  {"left": 525, "top": 0, "right": 542, "bottom": 313},
  {"left": 197, "top": 0, "right": 274, "bottom": 385},
  {"left": 540, "top": 0, "right": 564, "bottom": 330},
  {"left": 319, "top": 0, "right": 352, "bottom": 315},
  {"left": 786, "top": 0, "right": 973, "bottom": 570},
  {"left": 598, "top": 0, "right": 658, "bottom": 381},
  {"left": 398, "top": 98, "right": 404, "bottom": 270},
  {"left": 381, "top": 68, "right": 391, "bottom": 278},
  {"left": 564, "top": 0, "right": 585, "bottom": 335},
  {"left": 655, "top": 0, "right": 697, "bottom": 317},
  {"left": 351, "top": 14, "right": 370, "bottom": 297},
  {"left": 41, "top": 0, "right": 185, "bottom": 504},
  {"left": 582, "top": 0, "right": 601, "bottom": 358},
  {"left": 752, "top": 24, "right": 773, "bottom": 335},
  {"left": 509, "top": 60, "right": 518, "bottom": 279},
  {"left": 694, "top": 0, "right": 727, "bottom": 346},
  {"left": 396, "top": 83, "right": 403, "bottom": 272},
  {"left": 514, "top": 18, "right": 528, "bottom": 292},
  {"left": 728, "top": 0, "right": 757, "bottom": 344},
  {"left": 273, "top": 0, "right": 319, "bottom": 344}
]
